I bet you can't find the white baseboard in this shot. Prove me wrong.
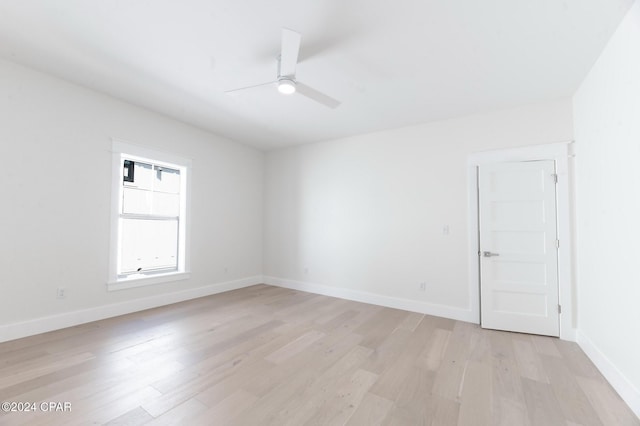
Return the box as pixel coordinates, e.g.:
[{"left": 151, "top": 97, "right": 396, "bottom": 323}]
[
  {"left": 263, "top": 276, "right": 475, "bottom": 323},
  {"left": 0, "top": 276, "right": 263, "bottom": 343},
  {"left": 577, "top": 330, "right": 640, "bottom": 419}
]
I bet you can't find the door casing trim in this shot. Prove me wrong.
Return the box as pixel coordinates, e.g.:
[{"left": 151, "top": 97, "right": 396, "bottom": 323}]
[{"left": 467, "top": 141, "right": 576, "bottom": 341}]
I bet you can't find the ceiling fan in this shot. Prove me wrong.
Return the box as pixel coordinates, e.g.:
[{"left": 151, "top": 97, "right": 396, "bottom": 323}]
[{"left": 225, "top": 28, "right": 341, "bottom": 109}]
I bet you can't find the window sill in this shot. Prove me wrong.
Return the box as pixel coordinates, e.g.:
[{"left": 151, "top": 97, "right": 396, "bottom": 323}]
[{"left": 107, "top": 271, "right": 191, "bottom": 291}]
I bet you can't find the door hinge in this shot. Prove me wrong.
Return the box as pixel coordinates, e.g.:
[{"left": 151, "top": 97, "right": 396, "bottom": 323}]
[
  {"left": 558, "top": 304, "right": 562, "bottom": 314},
  {"left": 556, "top": 239, "right": 560, "bottom": 248},
  {"left": 552, "top": 173, "right": 558, "bottom": 184}
]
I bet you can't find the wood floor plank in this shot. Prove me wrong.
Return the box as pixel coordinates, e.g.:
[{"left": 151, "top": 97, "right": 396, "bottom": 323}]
[
  {"left": 13, "top": 360, "right": 178, "bottom": 422},
  {"left": 19, "top": 384, "right": 162, "bottom": 426},
  {"left": 145, "top": 398, "right": 208, "bottom": 425},
  {"left": 242, "top": 328, "right": 363, "bottom": 398},
  {"left": 457, "top": 361, "right": 492, "bottom": 426},
  {"left": 194, "top": 358, "right": 273, "bottom": 408},
  {"left": 391, "top": 366, "right": 435, "bottom": 421},
  {"left": 531, "top": 335, "right": 562, "bottom": 358},
  {"left": 521, "top": 377, "right": 566, "bottom": 426},
  {"left": 149, "top": 324, "right": 285, "bottom": 396},
  {"left": 314, "top": 309, "right": 359, "bottom": 332},
  {"left": 0, "top": 322, "right": 101, "bottom": 355},
  {"left": 191, "top": 327, "right": 312, "bottom": 408},
  {"left": 431, "top": 321, "right": 478, "bottom": 401},
  {"left": 493, "top": 397, "right": 530, "bottom": 426},
  {"left": 368, "top": 317, "right": 434, "bottom": 400},
  {"left": 311, "top": 299, "right": 352, "bottom": 325},
  {"left": 512, "top": 339, "right": 549, "bottom": 383},
  {"left": 540, "top": 354, "right": 603, "bottom": 426},
  {"left": 425, "top": 394, "right": 460, "bottom": 426},
  {"left": 0, "top": 352, "right": 95, "bottom": 389},
  {"left": 355, "top": 308, "right": 411, "bottom": 349},
  {"left": 303, "top": 368, "right": 379, "bottom": 425},
  {"left": 0, "top": 285, "right": 636, "bottom": 426},
  {"left": 190, "top": 389, "right": 258, "bottom": 426},
  {"left": 0, "top": 348, "right": 49, "bottom": 369},
  {"left": 232, "top": 369, "right": 318, "bottom": 425},
  {"left": 361, "top": 328, "right": 413, "bottom": 375},
  {"left": 141, "top": 354, "right": 259, "bottom": 417},
  {"left": 416, "top": 328, "right": 451, "bottom": 372},
  {"left": 395, "top": 312, "right": 425, "bottom": 332},
  {"left": 345, "top": 392, "right": 394, "bottom": 426},
  {"left": 0, "top": 354, "right": 132, "bottom": 402},
  {"left": 66, "top": 385, "right": 163, "bottom": 426},
  {"left": 330, "top": 304, "right": 383, "bottom": 336},
  {"left": 268, "top": 345, "right": 373, "bottom": 426},
  {"left": 264, "top": 329, "right": 325, "bottom": 364},
  {"left": 104, "top": 406, "right": 154, "bottom": 426},
  {"left": 576, "top": 376, "right": 640, "bottom": 426},
  {"left": 431, "top": 359, "right": 466, "bottom": 403},
  {"left": 489, "top": 330, "right": 527, "bottom": 405},
  {"left": 554, "top": 339, "right": 603, "bottom": 379}
]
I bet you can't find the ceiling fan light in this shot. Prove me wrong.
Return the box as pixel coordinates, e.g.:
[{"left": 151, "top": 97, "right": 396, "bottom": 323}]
[{"left": 278, "top": 79, "right": 296, "bottom": 95}]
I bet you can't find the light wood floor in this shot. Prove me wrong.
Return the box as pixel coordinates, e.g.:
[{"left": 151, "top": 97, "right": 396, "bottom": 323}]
[{"left": 0, "top": 285, "right": 637, "bottom": 426}]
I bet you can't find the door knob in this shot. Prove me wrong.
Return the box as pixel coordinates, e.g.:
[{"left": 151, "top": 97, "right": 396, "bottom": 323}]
[{"left": 483, "top": 251, "right": 500, "bottom": 257}]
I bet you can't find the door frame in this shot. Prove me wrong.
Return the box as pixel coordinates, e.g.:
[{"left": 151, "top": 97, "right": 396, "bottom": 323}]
[{"left": 467, "top": 141, "right": 576, "bottom": 341}]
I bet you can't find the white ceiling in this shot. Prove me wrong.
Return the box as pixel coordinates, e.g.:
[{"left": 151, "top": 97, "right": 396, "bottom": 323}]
[{"left": 0, "top": 0, "right": 634, "bottom": 150}]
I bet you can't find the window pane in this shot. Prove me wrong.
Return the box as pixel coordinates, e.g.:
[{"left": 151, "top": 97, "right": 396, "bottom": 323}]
[
  {"left": 152, "top": 192, "right": 180, "bottom": 216},
  {"left": 154, "top": 166, "right": 180, "bottom": 194},
  {"left": 119, "top": 218, "right": 178, "bottom": 274},
  {"left": 123, "top": 161, "right": 153, "bottom": 190},
  {"left": 122, "top": 187, "right": 152, "bottom": 215}
]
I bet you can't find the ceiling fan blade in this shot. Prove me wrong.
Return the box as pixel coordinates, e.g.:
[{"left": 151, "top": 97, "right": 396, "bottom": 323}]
[
  {"left": 225, "top": 81, "right": 275, "bottom": 94},
  {"left": 296, "top": 82, "right": 341, "bottom": 109},
  {"left": 280, "top": 28, "right": 301, "bottom": 77}
]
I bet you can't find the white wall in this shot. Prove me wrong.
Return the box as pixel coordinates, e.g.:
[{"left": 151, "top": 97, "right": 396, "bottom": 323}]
[
  {"left": 264, "top": 99, "right": 573, "bottom": 321},
  {"left": 0, "top": 59, "right": 263, "bottom": 339},
  {"left": 573, "top": 0, "right": 640, "bottom": 416}
]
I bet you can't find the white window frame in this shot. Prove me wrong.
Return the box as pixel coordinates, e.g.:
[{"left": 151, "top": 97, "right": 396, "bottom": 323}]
[{"left": 108, "top": 139, "right": 192, "bottom": 291}]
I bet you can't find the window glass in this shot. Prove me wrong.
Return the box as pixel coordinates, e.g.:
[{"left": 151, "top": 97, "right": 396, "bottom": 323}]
[
  {"left": 120, "top": 218, "right": 178, "bottom": 274},
  {"left": 153, "top": 192, "right": 180, "bottom": 216},
  {"left": 124, "top": 162, "right": 153, "bottom": 190},
  {"left": 154, "top": 166, "right": 180, "bottom": 194},
  {"left": 122, "top": 187, "right": 152, "bottom": 215},
  {"left": 118, "top": 158, "right": 182, "bottom": 277}
]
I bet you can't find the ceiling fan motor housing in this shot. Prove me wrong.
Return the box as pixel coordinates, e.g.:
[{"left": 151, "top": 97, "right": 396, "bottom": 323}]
[{"left": 277, "top": 78, "right": 296, "bottom": 95}]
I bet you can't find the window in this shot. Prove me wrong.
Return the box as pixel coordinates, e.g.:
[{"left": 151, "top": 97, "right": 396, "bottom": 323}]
[{"left": 108, "top": 140, "right": 191, "bottom": 290}]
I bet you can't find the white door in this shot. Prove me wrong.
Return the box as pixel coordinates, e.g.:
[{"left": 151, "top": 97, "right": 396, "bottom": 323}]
[{"left": 479, "top": 160, "right": 559, "bottom": 336}]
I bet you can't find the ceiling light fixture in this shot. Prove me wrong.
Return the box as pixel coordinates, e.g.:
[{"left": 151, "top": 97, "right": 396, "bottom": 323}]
[{"left": 277, "top": 78, "right": 296, "bottom": 95}]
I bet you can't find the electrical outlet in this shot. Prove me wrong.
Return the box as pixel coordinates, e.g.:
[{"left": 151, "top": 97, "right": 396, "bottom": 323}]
[
  {"left": 304, "top": 267, "right": 309, "bottom": 274},
  {"left": 419, "top": 282, "right": 426, "bottom": 291},
  {"left": 56, "top": 287, "right": 66, "bottom": 299},
  {"left": 443, "top": 225, "right": 450, "bottom": 235},
  {"left": 224, "top": 267, "right": 228, "bottom": 274}
]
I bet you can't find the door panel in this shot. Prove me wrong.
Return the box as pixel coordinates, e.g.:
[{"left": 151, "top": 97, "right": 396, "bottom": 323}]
[{"left": 479, "top": 160, "right": 559, "bottom": 336}]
